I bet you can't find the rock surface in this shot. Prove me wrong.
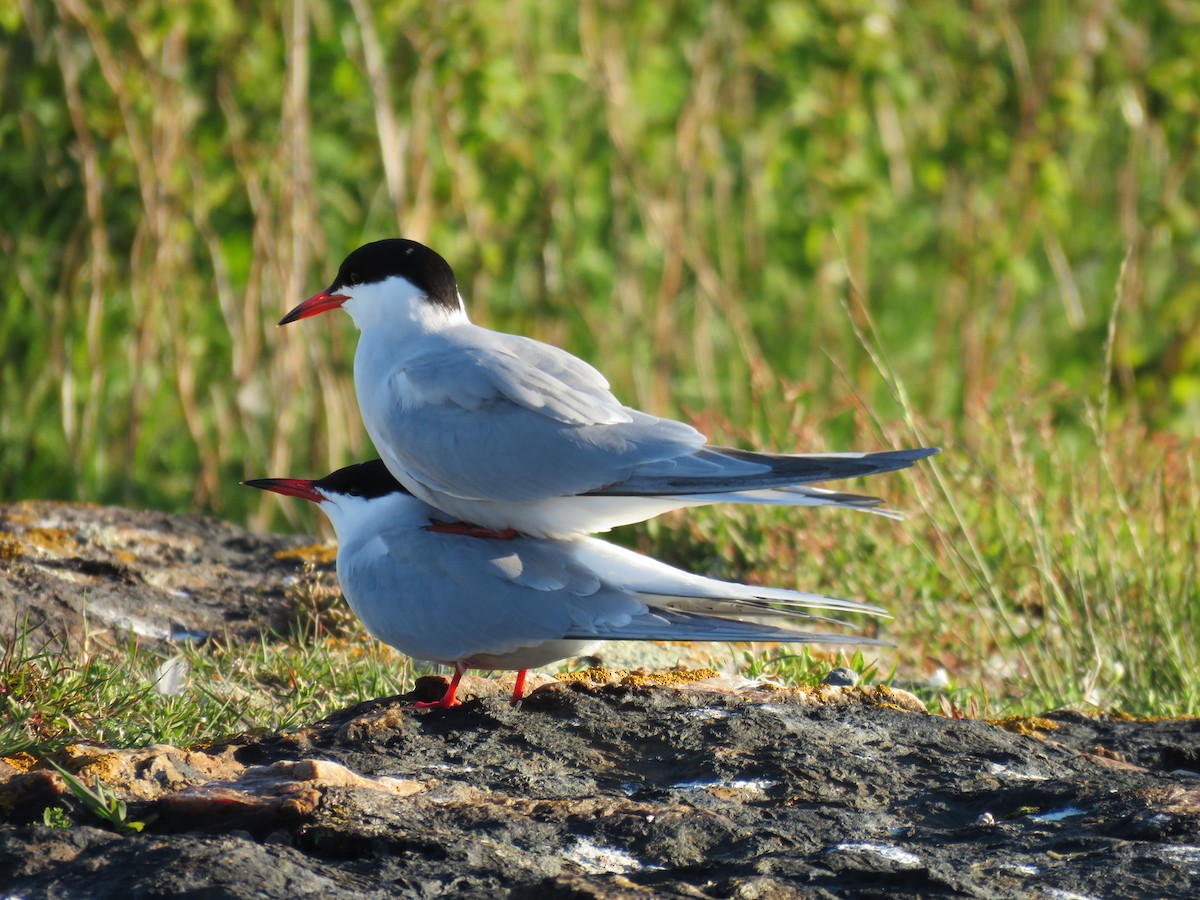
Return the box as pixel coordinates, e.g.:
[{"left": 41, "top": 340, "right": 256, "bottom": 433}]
[
  {"left": 0, "top": 500, "right": 326, "bottom": 647},
  {"left": 2, "top": 501, "right": 1199, "bottom": 898},
  {"left": 2, "top": 676, "right": 1198, "bottom": 899}
]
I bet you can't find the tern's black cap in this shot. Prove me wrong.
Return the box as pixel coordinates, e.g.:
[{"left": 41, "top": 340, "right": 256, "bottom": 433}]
[
  {"left": 329, "top": 239, "right": 460, "bottom": 312},
  {"left": 314, "top": 459, "right": 409, "bottom": 500}
]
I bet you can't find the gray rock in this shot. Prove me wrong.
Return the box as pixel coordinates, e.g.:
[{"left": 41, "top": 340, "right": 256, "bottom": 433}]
[
  {"left": 2, "top": 683, "right": 1199, "bottom": 899},
  {"left": 0, "top": 500, "right": 329, "bottom": 648}
]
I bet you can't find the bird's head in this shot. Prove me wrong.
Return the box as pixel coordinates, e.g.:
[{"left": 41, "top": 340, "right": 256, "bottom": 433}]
[
  {"left": 279, "top": 239, "right": 463, "bottom": 329},
  {"left": 243, "top": 459, "right": 409, "bottom": 532}
]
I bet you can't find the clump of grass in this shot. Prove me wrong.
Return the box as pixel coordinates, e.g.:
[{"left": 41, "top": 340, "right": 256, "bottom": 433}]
[
  {"left": 47, "top": 760, "right": 154, "bottom": 835},
  {"left": 41, "top": 806, "right": 71, "bottom": 829},
  {"left": 911, "top": 393, "right": 1198, "bottom": 716},
  {"left": 639, "top": 396, "right": 1197, "bottom": 715},
  {"left": 738, "top": 647, "right": 887, "bottom": 688},
  {"left": 875, "top": 265, "right": 1198, "bottom": 716},
  {"left": 629, "top": 256, "right": 1198, "bottom": 718},
  {"left": 1, "top": 630, "right": 147, "bottom": 756},
  {"left": 0, "top": 619, "right": 422, "bottom": 758}
]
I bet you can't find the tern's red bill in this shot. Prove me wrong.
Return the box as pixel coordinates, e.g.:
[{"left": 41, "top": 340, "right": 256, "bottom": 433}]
[
  {"left": 242, "top": 477, "right": 323, "bottom": 503},
  {"left": 279, "top": 290, "right": 349, "bottom": 325}
]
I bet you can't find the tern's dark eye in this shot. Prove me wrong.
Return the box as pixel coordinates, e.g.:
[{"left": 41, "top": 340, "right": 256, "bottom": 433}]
[{"left": 349, "top": 272, "right": 362, "bottom": 285}]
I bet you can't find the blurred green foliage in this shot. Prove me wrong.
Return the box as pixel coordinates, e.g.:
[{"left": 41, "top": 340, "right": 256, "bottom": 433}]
[{"left": 3, "top": 0, "right": 1197, "bottom": 527}]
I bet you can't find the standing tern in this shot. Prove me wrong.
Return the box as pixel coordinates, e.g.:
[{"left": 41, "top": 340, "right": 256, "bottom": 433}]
[
  {"left": 280, "top": 238, "right": 939, "bottom": 538},
  {"left": 244, "top": 460, "right": 888, "bottom": 709}
]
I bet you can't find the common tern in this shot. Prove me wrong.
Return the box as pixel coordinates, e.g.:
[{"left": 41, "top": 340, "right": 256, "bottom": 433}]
[
  {"left": 281, "top": 239, "right": 939, "bottom": 538},
  {"left": 244, "top": 460, "right": 888, "bottom": 708}
]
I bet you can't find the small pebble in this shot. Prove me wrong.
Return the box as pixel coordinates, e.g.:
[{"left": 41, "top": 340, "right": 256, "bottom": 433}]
[{"left": 822, "top": 667, "right": 859, "bottom": 687}]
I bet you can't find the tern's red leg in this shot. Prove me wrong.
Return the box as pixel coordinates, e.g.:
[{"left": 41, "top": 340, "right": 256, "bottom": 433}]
[
  {"left": 415, "top": 667, "right": 465, "bottom": 709},
  {"left": 424, "top": 521, "right": 518, "bottom": 540},
  {"left": 511, "top": 669, "right": 528, "bottom": 703}
]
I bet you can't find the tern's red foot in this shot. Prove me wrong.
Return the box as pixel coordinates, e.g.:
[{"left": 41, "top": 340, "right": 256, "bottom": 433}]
[
  {"left": 414, "top": 696, "right": 462, "bottom": 709},
  {"left": 424, "top": 521, "right": 518, "bottom": 540},
  {"left": 511, "top": 669, "right": 528, "bottom": 703},
  {"left": 414, "top": 668, "right": 465, "bottom": 709}
]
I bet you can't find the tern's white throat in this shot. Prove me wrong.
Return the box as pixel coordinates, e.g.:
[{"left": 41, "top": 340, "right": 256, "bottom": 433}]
[{"left": 341, "top": 276, "right": 468, "bottom": 334}]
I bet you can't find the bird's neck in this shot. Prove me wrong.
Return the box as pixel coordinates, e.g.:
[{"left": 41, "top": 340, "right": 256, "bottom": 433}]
[
  {"left": 324, "top": 490, "right": 434, "bottom": 546},
  {"left": 345, "top": 283, "right": 468, "bottom": 336}
]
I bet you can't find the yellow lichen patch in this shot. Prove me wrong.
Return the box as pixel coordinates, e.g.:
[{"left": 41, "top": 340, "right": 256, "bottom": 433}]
[
  {"left": 111, "top": 548, "right": 137, "bottom": 564},
  {"left": 15, "top": 500, "right": 100, "bottom": 513},
  {"left": 620, "top": 667, "right": 720, "bottom": 687},
  {"left": 989, "top": 715, "right": 1061, "bottom": 737},
  {"left": 66, "top": 747, "right": 128, "bottom": 784},
  {"left": 555, "top": 666, "right": 722, "bottom": 688},
  {"left": 0, "top": 533, "right": 19, "bottom": 562},
  {"left": 792, "top": 684, "right": 838, "bottom": 705},
  {"left": 1087, "top": 745, "right": 1125, "bottom": 763},
  {"left": 749, "top": 683, "right": 925, "bottom": 713},
  {"left": 21, "top": 527, "right": 82, "bottom": 556},
  {"left": 865, "top": 684, "right": 927, "bottom": 712},
  {"left": 555, "top": 666, "right": 615, "bottom": 685},
  {"left": 618, "top": 672, "right": 659, "bottom": 687},
  {"left": 2, "top": 752, "right": 39, "bottom": 774},
  {"left": 5, "top": 504, "right": 39, "bottom": 523},
  {"left": 274, "top": 544, "right": 337, "bottom": 565}
]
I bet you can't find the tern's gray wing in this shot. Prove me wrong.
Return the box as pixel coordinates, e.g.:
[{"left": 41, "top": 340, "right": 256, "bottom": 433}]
[
  {"left": 353, "top": 528, "right": 884, "bottom": 663},
  {"left": 362, "top": 529, "right": 650, "bottom": 661},
  {"left": 374, "top": 333, "right": 706, "bottom": 503},
  {"left": 403, "top": 329, "right": 635, "bottom": 426},
  {"left": 587, "top": 446, "right": 941, "bottom": 496},
  {"left": 475, "top": 332, "right": 635, "bottom": 425}
]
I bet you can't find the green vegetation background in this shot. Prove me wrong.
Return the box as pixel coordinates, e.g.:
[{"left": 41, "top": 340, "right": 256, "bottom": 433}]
[{"left": 2, "top": 1, "right": 1197, "bottom": 714}]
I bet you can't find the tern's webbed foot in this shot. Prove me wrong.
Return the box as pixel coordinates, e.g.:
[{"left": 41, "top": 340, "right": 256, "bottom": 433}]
[
  {"left": 413, "top": 667, "right": 466, "bottom": 709},
  {"left": 413, "top": 696, "right": 462, "bottom": 709}
]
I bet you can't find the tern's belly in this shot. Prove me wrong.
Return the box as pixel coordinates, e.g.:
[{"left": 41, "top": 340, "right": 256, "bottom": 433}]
[
  {"left": 458, "top": 640, "right": 602, "bottom": 671},
  {"left": 404, "top": 487, "right": 694, "bottom": 539}
]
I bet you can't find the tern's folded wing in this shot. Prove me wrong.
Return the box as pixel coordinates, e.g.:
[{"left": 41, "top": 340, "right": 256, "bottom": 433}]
[
  {"left": 355, "top": 529, "right": 650, "bottom": 661},
  {"left": 398, "top": 329, "right": 633, "bottom": 426},
  {"left": 351, "top": 528, "right": 886, "bottom": 664},
  {"left": 587, "top": 446, "right": 940, "bottom": 496},
  {"left": 370, "top": 340, "right": 705, "bottom": 504},
  {"left": 562, "top": 607, "right": 890, "bottom": 646}
]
